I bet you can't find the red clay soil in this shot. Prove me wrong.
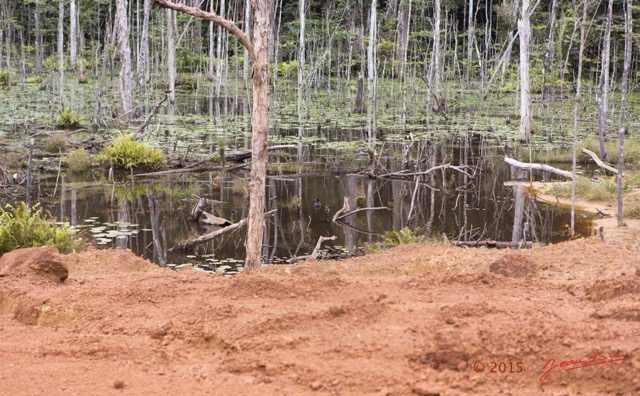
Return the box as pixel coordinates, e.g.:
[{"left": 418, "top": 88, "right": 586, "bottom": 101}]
[{"left": 1, "top": 232, "right": 640, "bottom": 395}]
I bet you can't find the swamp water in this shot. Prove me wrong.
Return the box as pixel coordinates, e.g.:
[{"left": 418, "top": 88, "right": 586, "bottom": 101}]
[{"left": 1, "top": 80, "right": 594, "bottom": 273}]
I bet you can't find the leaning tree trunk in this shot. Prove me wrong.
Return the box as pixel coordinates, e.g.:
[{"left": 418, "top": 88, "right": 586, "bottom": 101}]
[
  {"left": 518, "top": 0, "right": 532, "bottom": 142},
  {"left": 116, "top": 0, "right": 134, "bottom": 120},
  {"left": 597, "top": 0, "right": 613, "bottom": 161},
  {"left": 617, "top": 0, "right": 633, "bottom": 226}
]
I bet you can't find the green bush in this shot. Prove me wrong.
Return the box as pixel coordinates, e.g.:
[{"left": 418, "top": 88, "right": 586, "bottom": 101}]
[
  {"left": 55, "top": 109, "right": 82, "bottom": 129},
  {"left": 63, "top": 148, "right": 92, "bottom": 173},
  {"left": 0, "top": 202, "right": 81, "bottom": 256},
  {"left": 97, "top": 134, "right": 166, "bottom": 170}
]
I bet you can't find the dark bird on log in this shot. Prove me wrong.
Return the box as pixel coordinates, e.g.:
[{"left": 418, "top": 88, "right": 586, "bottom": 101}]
[
  {"left": 199, "top": 210, "right": 232, "bottom": 227},
  {"left": 313, "top": 198, "right": 323, "bottom": 210}
]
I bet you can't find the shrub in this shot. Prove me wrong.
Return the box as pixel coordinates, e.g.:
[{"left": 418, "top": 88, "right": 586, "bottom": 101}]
[
  {"left": 55, "top": 109, "right": 82, "bottom": 129},
  {"left": 43, "top": 134, "right": 68, "bottom": 153},
  {"left": 0, "top": 202, "right": 81, "bottom": 255},
  {"left": 97, "top": 134, "right": 166, "bottom": 170},
  {"left": 63, "top": 148, "right": 92, "bottom": 173}
]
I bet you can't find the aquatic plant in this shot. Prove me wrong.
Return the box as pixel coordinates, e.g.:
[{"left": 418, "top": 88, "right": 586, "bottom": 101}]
[
  {"left": 0, "top": 202, "right": 82, "bottom": 255},
  {"left": 63, "top": 148, "right": 92, "bottom": 173},
  {"left": 97, "top": 134, "right": 166, "bottom": 170},
  {"left": 0, "top": 70, "right": 11, "bottom": 86}
]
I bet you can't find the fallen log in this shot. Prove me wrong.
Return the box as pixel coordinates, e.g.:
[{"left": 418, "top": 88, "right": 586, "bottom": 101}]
[
  {"left": 453, "top": 240, "right": 533, "bottom": 249},
  {"left": 504, "top": 157, "right": 574, "bottom": 179},
  {"left": 581, "top": 148, "right": 618, "bottom": 174}
]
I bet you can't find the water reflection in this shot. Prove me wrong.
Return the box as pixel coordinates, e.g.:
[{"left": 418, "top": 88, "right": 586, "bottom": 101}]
[{"left": 44, "top": 147, "right": 591, "bottom": 267}]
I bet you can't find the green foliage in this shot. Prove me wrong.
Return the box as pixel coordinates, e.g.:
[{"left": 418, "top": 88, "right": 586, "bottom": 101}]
[
  {"left": 26, "top": 75, "right": 44, "bottom": 84},
  {"left": 63, "top": 148, "right": 92, "bottom": 173},
  {"left": 43, "top": 134, "right": 68, "bottom": 153},
  {"left": 277, "top": 60, "right": 299, "bottom": 79},
  {"left": 97, "top": 134, "right": 167, "bottom": 170},
  {"left": 55, "top": 109, "right": 82, "bottom": 129},
  {"left": 0, "top": 202, "right": 81, "bottom": 256}
]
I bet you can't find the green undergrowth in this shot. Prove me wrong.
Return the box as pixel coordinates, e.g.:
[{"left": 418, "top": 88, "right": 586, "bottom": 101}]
[
  {"left": 547, "top": 177, "right": 632, "bottom": 202},
  {"left": 0, "top": 202, "right": 82, "bottom": 256},
  {"left": 364, "top": 227, "right": 425, "bottom": 254}
]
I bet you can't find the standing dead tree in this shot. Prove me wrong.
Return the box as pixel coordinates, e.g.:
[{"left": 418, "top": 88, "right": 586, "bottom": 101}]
[{"left": 153, "top": 0, "right": 273, "bottom": 270}]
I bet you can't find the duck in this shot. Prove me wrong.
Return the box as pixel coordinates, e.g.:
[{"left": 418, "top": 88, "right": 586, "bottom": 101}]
[
  {"left": 313, "top": 198, "right": 323, "bottom": 210},
  {"left": 199, "top": 210, "right": 232, "bottom": 227}
]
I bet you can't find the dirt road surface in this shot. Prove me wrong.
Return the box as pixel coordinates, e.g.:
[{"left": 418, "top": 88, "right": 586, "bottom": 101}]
[{"left": 1, "top": 227, "right": 639, "bottom": 395}]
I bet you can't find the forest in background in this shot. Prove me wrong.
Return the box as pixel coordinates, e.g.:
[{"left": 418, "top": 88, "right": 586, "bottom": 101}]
[{"left": 0, "top": 0, "right": 637, "bottom": 117}]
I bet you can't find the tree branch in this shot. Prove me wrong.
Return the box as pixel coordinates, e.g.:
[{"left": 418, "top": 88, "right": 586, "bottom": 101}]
[
  {"left": 504, "top": 156, "right": 574, "bottom": 179},
  {"left": 153, "top": 0, "right": 256, "bottom": 62}
]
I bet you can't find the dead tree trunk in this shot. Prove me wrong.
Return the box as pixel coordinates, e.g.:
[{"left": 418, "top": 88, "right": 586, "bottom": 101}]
[
  {"left": 116, "top": 0, "right": 134, "bottom": 119},
  {"left": 617, "top": 0, "right": 633, "bottom": 226},
  {"left": 152, "top": 0, "right": 272, "bottom": 270},
  {"left": 518, "top": 0, "right": 532, "bottom": 142}
]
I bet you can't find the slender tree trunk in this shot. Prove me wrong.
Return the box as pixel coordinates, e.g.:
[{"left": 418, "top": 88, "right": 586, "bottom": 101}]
[
  {"left": 570, "top": 0, "right": 587, "bottom": 236},
  {"left": 395, "top": 0, "right": 411, "bottom": 76},
  {"left": 58, "top": 0, "right": 65, "bottom": 111},
  {"left": 432, "top": 0, "right": 442, "bottom": 108},
  {"left": 542, "top": 0, "right": 557, "bottom": 100},
  {"left": 34, "top": 0, "right": 43, "bottom": 74},
  {"left": 167, "top": 8, "right": 176, "bottom": 104},
  {"left": 70, "top": 0, "right": 77, "bottom": 71},
  {"left": 466, "top": 0, "right": 475, "bottom": 82},
  {"left": 367, "top": 0, "right": 377, "bottom": 145},
  {"left": 617, "top": 0, "right": 633, "bottom": 226},
  {"left": 116, "top": 0, "right": 134, "bottom": 119},
  {"left": 138, "top": 0, "right": 151, "bottom": 88},
  {"left": 245, "top": 0, "right": 274, "bottom": 270},
  {"left": 518, "top": 0, "right": 532, "bottom": 142},
  {"left": 297, "top": 0, "right": 306, "bottom": 136},
  {"left": 597, "top": 0, "right": 613, "bottom": 160},
  {"left": 243, "top": 0, "right": 251, "bottom": 87},
  {"left": 215, "top": 0, "right": 226, "bottom": 97}
]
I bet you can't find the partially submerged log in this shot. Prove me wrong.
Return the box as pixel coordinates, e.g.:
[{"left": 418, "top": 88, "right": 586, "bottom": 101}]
[
  {"left": 188, "top": 197, "right": 206, "bottom": 221},
  {"left": 504, "top": 156, "right": 574, "bottom": 179},
  {"left": 172, "top": 219, "right": 248, "bottom": 251},
  {"left": 310, "top": 235, "right": 338, "bottom": 260},
  {"left": 581, "top": 148, "right": 618, "bottom": 174},
  {"left": 453, "top": 240, "right": 533, "bottom": 249}
]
